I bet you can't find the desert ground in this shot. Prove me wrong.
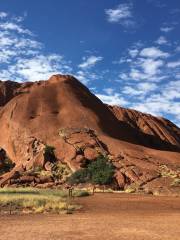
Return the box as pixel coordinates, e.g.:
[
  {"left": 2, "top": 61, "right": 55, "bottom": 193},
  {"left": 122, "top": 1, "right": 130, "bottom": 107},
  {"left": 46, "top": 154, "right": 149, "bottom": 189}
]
[{"left": 0, "top": 193, "right": 180, "bottom": 240}]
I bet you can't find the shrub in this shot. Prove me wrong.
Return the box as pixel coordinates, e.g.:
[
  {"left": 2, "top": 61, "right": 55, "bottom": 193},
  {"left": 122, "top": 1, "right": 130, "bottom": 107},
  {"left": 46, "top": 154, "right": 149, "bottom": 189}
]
[
  {"left": 171, "top": 178, "right": 180, "bottom": 187},
  {"left": 88, "top": 155, "right": 114, "bottom": 185},
  {"left": 44, "top": 145, "right": 56, "bottom": 163},
  {"left": 68, "top": 168, "right": 90, "bottom": 184},
  {"left": 68, "top": 155, "right": 114, "bottom": 185},
  {"left": 125, "top": 186, "right": 136, "bottom": 193},
  {"left": 51, "top": 162, "right": 72, "bottom": 181},
  {"left": 0, "top": 157, "right": 15, "bottom": 175}
]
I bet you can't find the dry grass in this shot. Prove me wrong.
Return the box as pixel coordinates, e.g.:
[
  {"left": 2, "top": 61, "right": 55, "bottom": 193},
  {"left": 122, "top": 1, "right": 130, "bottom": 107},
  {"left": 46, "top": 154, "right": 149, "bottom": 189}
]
[
  {"left": 159, "top": 165, "right": 179, "bottom": 178},
  {"left": 0, "top": 188, "right": 89, "bottom": 214}
]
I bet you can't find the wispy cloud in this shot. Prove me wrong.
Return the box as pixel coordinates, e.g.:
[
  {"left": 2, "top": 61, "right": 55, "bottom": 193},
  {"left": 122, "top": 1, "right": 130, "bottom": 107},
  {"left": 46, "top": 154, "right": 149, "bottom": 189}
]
[
  {"left": 0, "top": 12, "right": 8, "bottom": 18},
  {"left": 122, "top": 83, "right": 157, "bottom": 100},
  {"left": 105, "top": 3, "right": 135, "bottom": 27},
  {"left": 113, "top": 39, "right": 180, "bottom": 126},
  {"left": 0, "top": 12, "right": 72, "bottom": 82},
  {"left": 139, "top": 47, "right": 169, "bottom": 58},
  {"left": 155, "top": 36, "right": 168, "bottom": 45},
  {"left": 128, "top": 48, "right": 139, "bottom": 58},
  {"left": 96, "top": 93, "right": 128, "bottom": 106},
  {"left": 78, "top": 55, "right": 103, "bottom": 69},
  {"left": 118, "top": 47, "right": 168, "bottom": 82},
  {"left": 0, "top": 12, "right": 105, "bottom": 86},
  {"left": 160, "top": 26, "right": 174, "bottom": 33},
  {"left": 167, "top": 60, "right": 180, "bottom": 68},
  {"left": 8, "top": 55, "right": 72, "bottom": 82},
  {"left": 0, "top": 22, "right": 33, "bottom": 35}
]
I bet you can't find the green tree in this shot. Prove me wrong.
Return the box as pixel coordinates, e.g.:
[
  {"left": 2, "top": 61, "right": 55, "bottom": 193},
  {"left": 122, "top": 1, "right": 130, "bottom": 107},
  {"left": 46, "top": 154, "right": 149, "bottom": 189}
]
[
  {"left": 68, "top": 155, "right": 114, "bottom": 185},
  {"left": 88, "top": 155, "right": 114, "bottom": 185}
]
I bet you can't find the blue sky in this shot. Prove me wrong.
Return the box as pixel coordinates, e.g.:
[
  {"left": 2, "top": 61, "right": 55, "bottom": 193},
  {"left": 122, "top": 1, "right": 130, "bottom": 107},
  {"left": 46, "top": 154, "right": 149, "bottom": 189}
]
[{"left": 0, "top": 0, "right": 180, "bottom": 126}]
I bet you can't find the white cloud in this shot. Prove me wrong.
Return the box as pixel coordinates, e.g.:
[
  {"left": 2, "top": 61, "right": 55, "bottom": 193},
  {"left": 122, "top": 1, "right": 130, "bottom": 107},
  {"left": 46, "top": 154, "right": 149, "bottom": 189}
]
[
  {"left": 162, "top": 80, "right": 180, "bottom": 100},
  {"left": 129, "top": 69, "right": 147, "bottom": 80},
  {"left": 75, "top": 69, "right": 103, "bottom": 85},
  {"left": 75, "top": 70, "right": 89, "bottom": 84},
  {"left": 160, "top": 26, "right": 174, "bottom": 33},
  {"left": 0, "top": 12, "right": 73, "bottom": 82},
  {"left": 0, "top": 22, "right": 33, "bottom": 35},
  {"left": 128, "top": 48, "right": 139, "bottom": 58},
  {"left": 119, "top": 73, "right": 129, "bottom": 80},
  {"left": 96, "top": 93, "right": 128, "bottom": 106},
  {"left": 78, "top": 55, "right": 103, "bottom": 69},
  {"left": 155, "top": 36, "right": 168, "bottom": 45},
  {"left": 114, "top": 39, "right": 180, "bottom": 125},
  {"left": 123, "top": 57, "right": 164, "bottom": 81},
  {"left": 105, "top": 3, "right": 134, "bottom": 27},
  {"left": 103, "top": 88, "right": 114, "bottom": 95},
  {"left": 0, "top": 34, "right": 14, "bottom": 47},
  {"left": 140, "top": 47, "right": 169, "bottom": 58},
  {"left": 140, "top": 58, "right": 164, "bottom": 75},
  {"left": 0, "top": 12, "right": 8, "bottom": 18},
  {"left": 122, "top": 79, "right": 180, "bottom": 126},
  {"left": 0, "top": 12, "right": 104, "bottom": 86},
  {"left": 0, "top": 49, "right": 17, "bottom": 63},
  {"left": 167, "top": 60, "right": 180, "bottom": 68},
  {"left": 8, "top": 54, "right": 72, "bottom": 82},
  {"left": 121, "top": 42, "right": 180, "bottom": 83},
  {"left": 123, "top": 82, "right": 157, "bottom": 96},
  {"left": 134, "top": 97, "right": 180, "bottom": 123},
  {"left": 176, "top": 46, "right": 180, "bottom": 52}
]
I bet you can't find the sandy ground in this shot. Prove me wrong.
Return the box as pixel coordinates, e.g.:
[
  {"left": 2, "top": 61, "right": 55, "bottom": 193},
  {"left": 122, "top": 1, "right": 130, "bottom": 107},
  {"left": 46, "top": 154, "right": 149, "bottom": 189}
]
[{"left": 0, "top": 193, "right": 180, "bottom": 240}]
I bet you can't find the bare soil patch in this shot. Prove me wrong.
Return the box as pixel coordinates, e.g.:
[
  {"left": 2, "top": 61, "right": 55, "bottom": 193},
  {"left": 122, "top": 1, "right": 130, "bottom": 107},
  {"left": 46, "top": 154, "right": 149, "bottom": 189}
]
[{"left": 0, "top": 193, "right": 180, "bottom": 240}]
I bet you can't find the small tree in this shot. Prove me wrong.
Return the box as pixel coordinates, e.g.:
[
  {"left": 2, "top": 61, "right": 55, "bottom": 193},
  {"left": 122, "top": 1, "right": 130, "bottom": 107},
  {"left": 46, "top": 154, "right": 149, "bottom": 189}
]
[
  {"left": 88, "top": 155, "right": 114, "bottom": 185},
  {"left": 68, "top": 155, "right": 114, "bottom": 185}
]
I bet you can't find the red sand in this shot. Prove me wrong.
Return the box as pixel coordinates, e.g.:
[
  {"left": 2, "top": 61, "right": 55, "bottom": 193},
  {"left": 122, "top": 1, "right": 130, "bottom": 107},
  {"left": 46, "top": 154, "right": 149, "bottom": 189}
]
[{"left": 0, "top": 193, "right": 180, "bottom": 240}]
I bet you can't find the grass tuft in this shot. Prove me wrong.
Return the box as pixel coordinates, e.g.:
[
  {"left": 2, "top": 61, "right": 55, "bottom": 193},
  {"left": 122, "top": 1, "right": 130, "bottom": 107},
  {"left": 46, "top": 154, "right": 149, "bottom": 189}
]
[{"left": 0, "top": 187, "right": 89, "bottom": 214}]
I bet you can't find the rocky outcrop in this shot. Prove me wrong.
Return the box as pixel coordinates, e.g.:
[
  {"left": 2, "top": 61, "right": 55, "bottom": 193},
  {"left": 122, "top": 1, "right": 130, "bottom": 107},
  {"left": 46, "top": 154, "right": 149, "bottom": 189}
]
[
  {"left": 109, "top": 105, "right": 180, "bottom": 148},
  {"left": 58, "top": 127, "right": 107, "bottom": 171},
  {"left": 0, "top": 74, "right": 179, "bottom": 193}
]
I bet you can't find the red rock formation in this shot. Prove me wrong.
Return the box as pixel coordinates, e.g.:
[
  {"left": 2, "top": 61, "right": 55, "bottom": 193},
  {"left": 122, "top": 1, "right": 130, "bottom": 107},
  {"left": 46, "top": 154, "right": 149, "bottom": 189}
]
[
  {"left": 0, "top": 74, "right": 179, "bottom": 192},
  {"left": 109, "top": 105, "right": 180, "bottom": 148}
]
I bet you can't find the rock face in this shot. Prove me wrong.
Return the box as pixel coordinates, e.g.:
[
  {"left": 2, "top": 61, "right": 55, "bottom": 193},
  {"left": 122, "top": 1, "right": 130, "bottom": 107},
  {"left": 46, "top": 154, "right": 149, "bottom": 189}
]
[
  {"left": 109, "top": 105, "right": 180, "bottom": 148},
  {"left": 0, "top": 74, "right": 179, "bottom": 193}
]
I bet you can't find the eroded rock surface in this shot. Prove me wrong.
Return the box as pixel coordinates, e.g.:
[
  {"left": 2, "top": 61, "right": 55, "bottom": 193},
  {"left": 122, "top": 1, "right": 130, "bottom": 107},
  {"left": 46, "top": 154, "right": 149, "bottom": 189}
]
[
  {"left": 0, "top": 75, "right": 179, "bottom": 193},
  {"left": 109, "top": 105, "right": 180, "bottom": 148}
]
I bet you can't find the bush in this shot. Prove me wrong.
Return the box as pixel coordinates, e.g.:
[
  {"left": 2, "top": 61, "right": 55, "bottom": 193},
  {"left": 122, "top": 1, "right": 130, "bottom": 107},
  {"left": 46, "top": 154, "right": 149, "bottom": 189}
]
[
  {"left": 68, "top": 168, "right": 90, "bottom": 184},
  {"left": 88, "top": 155, "right": 114, "bottom": 185},
  {"left": 51, "top": 162, "right": 72, "bottom": 181},
  {"left": 171, "top": 178, "right": 180, "bottom": 187},
  {"left": 44, "top": 145, "right": 56, "bottom": 163},
  {"left": 0, "top": 157, "right": 15, "bottom": 175},
  {"left": 68, "top": 155, "right": 114, "bottom": 185}
]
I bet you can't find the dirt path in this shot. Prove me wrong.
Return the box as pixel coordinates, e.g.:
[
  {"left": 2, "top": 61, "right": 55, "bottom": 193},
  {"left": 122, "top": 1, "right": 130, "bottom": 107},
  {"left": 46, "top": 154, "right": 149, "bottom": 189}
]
[{"left": 0, "top": 193, "right": 180, "bottom": 240}]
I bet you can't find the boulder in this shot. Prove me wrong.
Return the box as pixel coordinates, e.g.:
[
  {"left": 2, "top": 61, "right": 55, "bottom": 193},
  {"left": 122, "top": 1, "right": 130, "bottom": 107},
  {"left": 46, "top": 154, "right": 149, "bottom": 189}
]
[
  {"left": 84, "top": 147, "right": 98, "bottom": 161},
  {"left": 19, "top": 175, "right": 35, "bottom": 183},
  {"left": 44, "top": 161, "right": 53, "bottom": 171},
  {"left": 37, "top": 175, "right": 53, "bottom": 184},
  {"left": 75, "top": 155, "right": 85, "bottom": 163}
]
